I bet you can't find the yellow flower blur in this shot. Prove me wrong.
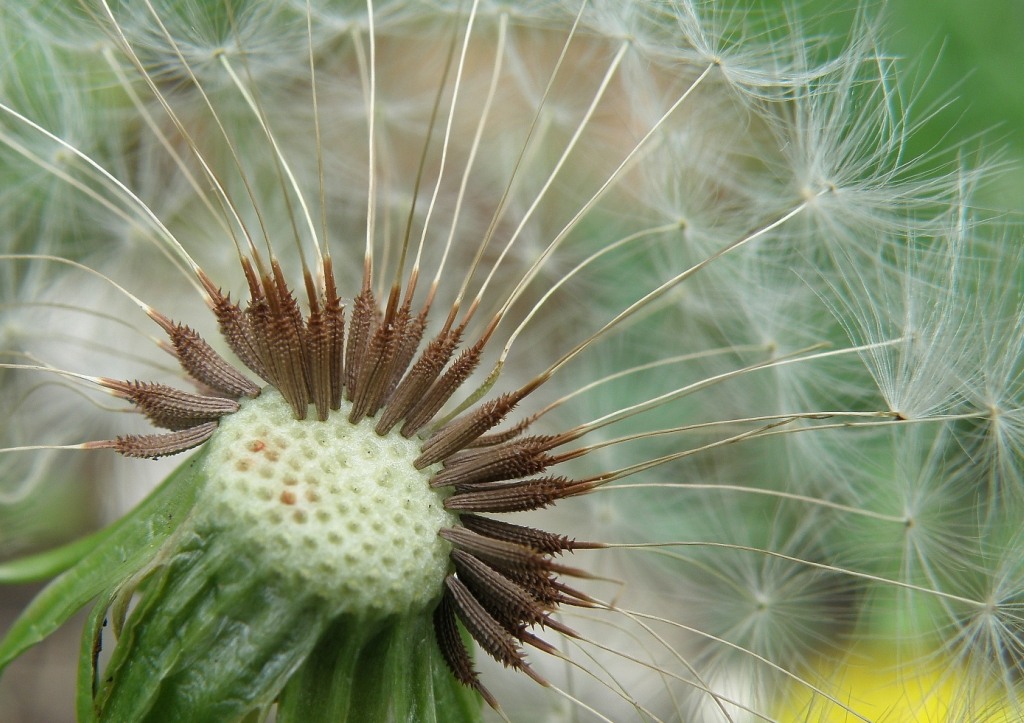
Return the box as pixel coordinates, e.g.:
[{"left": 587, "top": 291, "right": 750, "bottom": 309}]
[{"left": 780, "top": 647, "right": 1014, "bottom": 722}]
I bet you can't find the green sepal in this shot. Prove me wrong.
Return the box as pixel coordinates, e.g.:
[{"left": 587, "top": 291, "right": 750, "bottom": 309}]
[
  {"left": 92, "top": 522, "right": 333, "bottom": 722},
  {"left": 0, "top": 452, "right": 206, "bottom": 673},
  {"left": 0, "top": 526, "right": 110, "bottom": 585},
  {"left": 277, "top": 611, "right": 483, "bottom": 723},
  {"left": 77, "top": 591, "right": 116, "bottom": 723}
]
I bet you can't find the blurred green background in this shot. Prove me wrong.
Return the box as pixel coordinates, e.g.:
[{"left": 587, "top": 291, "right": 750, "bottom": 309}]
[
  {"left": 790, "top": 0, "right": 1024, "bottom": 211},
  {"left": 889, "top": 0, "right": 1024, "bottom": 210}
]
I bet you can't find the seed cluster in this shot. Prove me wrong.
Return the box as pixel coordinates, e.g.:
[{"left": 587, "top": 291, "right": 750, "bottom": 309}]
[{"left": 95, "top": 253, "right": 605, "bottom": 707}]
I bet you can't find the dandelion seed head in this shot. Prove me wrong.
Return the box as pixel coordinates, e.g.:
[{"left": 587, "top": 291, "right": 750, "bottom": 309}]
[{"left": 2, "top": 0, "right": 1023, "bottom": 720}]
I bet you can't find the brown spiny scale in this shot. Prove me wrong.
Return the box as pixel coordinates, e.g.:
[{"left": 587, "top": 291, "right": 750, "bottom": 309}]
[
  {"left": 345, "top": 282, "right": 377, "bottom": 399},
  {"left": 241, "top": 263, "right": 272, "bottom": 321},
  {"left": 430, "top": 440, "right": 555, "bottom": 488},
  {"left": 205, "top": 284, "right": 269, "bottom": 382},
  {"left": 243, "top": 303, "right": 279, "bottom": 400},
  {"left": 244, "top": 284, "right": 276, "bottom": 376},
  {"left": 267, "top": 322, "right": 311, "bottom": 418},
  {"left": 441, "top": 527, "right": 595, "bottom": 582},
  {"left": 499, "top": 570, "right": 566, "bottom": 609},
  {"left": 441, "top": 527, "right": 552, "bottom": 573},
  {"left": 444, "top": 576, "right": 547, "bottom": 686},
  {"left": 305, "top": 267, "right": 346, "bottom": 422},
  {"left": 317, "top": 258, "right": 346, "bottom": 411},
  {"left": 433, "top": 590, "right": 498, "bottom": 709},
  {"left": 375, "top": 323, "right": 462, "bottom": 435},
  {"left": 152, "top": 316, "right": 260, "bottom": 398},
  {"left": 271, "top": 261, "right": 308, "bottom": 345},
  {"left": 415, "top": 390, "right": 527, "bottom": 469},
  {"left": 517, "top": 629, "right": 562, "bottom": 657},
  {"left": 348, "top": 317, "right": 396, "bottom": 422},
  {"left": 444, "top": 476, "right": 599, "bottom": 513},
  {"left": 245, "top": 271, "right": 310, "bottom": 418},
  {"left": 363, "top": 298, "right": 416, "bottom": 419},
  {"left": 265, "top": 273, "right": 312, "bottom": 418},
  {"left": 386, "top": 306, "right": 427, "bottom": 398},
  {"left": 458, "top": 514, "right": 600, "bottom": 555},
  {"left": 450, "top": 550, "right": 576, "bottom": 639},
  {"left": 324, "top": 290, "right": 346, "bottom": 411},
  {"left": 109, "top": 421, "right": 218, "bottom": 459},
  {"left": 504, "top": 569, "right": 595, "bottom": 611},
  {"left": 439, "top": 433, "right": 554, "bottom": 467},
  {"left": 305, "top": 306, "right": 333, "bottom": 421},
  {"left": 468, "top": 415, "right": 537, "bottom": 448},
  {"left": 400, "top": 337, "right": 486, "bottom": 438},
  {"left": 349, "top": 295, "right": 411, "bottom": 422},
  {"left": 232, "top": 259, "right": 275, "bottom": 381},
  {"left": 438, "top": 432, "right": 559, "bottom": 469},
  {"left": 103, "top": 380, "right": 240, "bottom": 430}
]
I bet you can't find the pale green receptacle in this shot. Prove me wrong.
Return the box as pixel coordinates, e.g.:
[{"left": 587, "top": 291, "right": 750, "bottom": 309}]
[{"left": 197, "top": 389, "right": 457, "bottom": 615}]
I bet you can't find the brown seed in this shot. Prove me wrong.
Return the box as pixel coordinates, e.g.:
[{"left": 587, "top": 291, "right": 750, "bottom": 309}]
[
  {"left": 444, "top": 575, "right": 546, "bottom": 687},
  {"left": 152, "top": 314, "right": 260, "bottom": 399},
  {"left": 458, "top": 514, "right": 599, "bottom": 554},
  {"left": 202, "top": 269, "right": 269, "bottom": 383},
  {"left": 451, "top": 549, "right": 555, "bottom": 631},
  {"left": 444, "top": 476, "right": 598, "bottom": 513},
  {"left": 110, "top": 422, "right": 219, "bottom": 459},
  {"left": 433, "top": 589, "right": 497, "bottom": 709},
  {"left": 401, "top": 339, "right": 485, "bottom": 438},
  {"left": 103, "top": 380, "right": 240, "bottom": 430},
  {"left": 375, "top": 323, "right": 462, "bottom": 435},
  {"left": 345, "top": 281, "right": 376, "bottom": 398},
  {"left": 430, "top": 437, "right": 555, "bottom": 488},
  {"left": 415, "top": 390, "right": 524, "bottom": 468}
]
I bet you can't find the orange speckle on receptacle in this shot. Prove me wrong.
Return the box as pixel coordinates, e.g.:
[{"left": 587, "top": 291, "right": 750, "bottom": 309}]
[
  {"left": 249, "top": 440, "right": 266, "bottom": 452},
  {"left": 280, "top": 490, "right": 297, "bottom": 505}
]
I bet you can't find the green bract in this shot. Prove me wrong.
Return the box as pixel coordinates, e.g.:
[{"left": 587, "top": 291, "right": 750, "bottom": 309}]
[{"left": 1, "top": 435, "right": 480, "bottom": 722}]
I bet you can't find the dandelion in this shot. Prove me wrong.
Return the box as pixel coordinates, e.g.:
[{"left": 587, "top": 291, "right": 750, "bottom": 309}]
[{"left": 1, "top": 1, "right": 1022, "bottom": 722}]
